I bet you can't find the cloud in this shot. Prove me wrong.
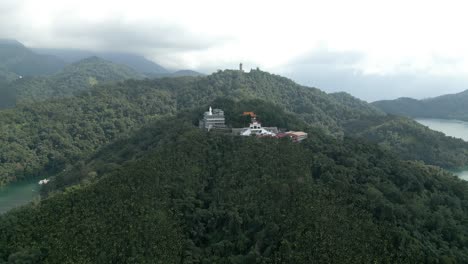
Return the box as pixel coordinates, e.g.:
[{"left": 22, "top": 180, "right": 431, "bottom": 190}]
[
  {"left": 277, "top": 50, "right": 468, "bottom": 102},
  {"left": 0, "top": 0, "right": 231, "bottom": 61},
  {"left": 47, "top": 17, "right": 228, "bottom": 53},
  {"left": 2, "top": 0, "right": 468, "bottom": 100}
]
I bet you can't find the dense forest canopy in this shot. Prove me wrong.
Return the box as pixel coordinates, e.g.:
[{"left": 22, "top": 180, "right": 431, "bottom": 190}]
[
  {"left": 343, "top": 115, "right": 468, "bottom": 168},
  {"left": 0, "top": 56, "right": 144, "bottom": 108},
  {"left": 2, "top": 70, "right": 468, "bottom": 187},
  {"left": 1, "top": 104, "right": 467, "bottom": 263}
]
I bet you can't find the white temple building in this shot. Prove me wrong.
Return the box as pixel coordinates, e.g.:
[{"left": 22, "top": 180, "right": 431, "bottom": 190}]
[
  {"left": 238, "top": 117, "right": 278, "bottom": 136},
  {"left": 199, "top": 107, "right": 226, "bottom": 131}
]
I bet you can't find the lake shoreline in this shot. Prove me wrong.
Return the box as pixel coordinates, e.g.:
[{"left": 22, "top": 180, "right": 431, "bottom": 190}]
[
  {"left": 0, "top": 179, "right": 40, "bottom": 214},
  {"left": 415, "top": 118, "right": 468, "bottom": 181}
]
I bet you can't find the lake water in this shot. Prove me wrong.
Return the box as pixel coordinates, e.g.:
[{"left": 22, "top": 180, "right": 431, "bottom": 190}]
[
  {"left": 0, "top": 180, "right": 39, "bottom": 214},
  {"left": 415, "top": 118, "right": 468, "bottom": 141},
  {"left": 415, "top": 118, "right": 468, "bottom": 181}
]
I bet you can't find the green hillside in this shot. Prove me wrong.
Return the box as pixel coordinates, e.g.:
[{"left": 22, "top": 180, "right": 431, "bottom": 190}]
[
  {"left": 344, "top": 115, "right": 468, "bottom": 168},
  {"left": 2, "top": 70, "right": 468, "bottom": 186},
  {"left": 0, "top": 70, "right": 382, "bottom": 186},
  {"left": 0, "top": 66, "right": 18, "bottom": 84},
  {"left": 2, "top": 56, "right": 144, "bottom": 107},
  {"left": 32, "top": 48, "right": 169, "bottom": 74},
  {"left": 373, "top": 90, "right": 468, "bottom": 121},
  {"left": 1, "top": 106, "right": 467, "bottom": 263},
  {"left": 0, "top": 39, "right": 65, "bottom": 76}
]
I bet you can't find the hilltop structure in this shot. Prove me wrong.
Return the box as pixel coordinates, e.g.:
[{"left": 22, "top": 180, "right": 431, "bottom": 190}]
[
  {"left": 199, "top": 109, "right": 307, "bottom": 142},
  {"left": 237, "top": 117, "right": 278, "bottom": 136},
  {"left": 232, "top": 112, "right": 278, "bottom": 136},
  {"left": 199, "top": 107, "right": 226, "bottom": 131}
]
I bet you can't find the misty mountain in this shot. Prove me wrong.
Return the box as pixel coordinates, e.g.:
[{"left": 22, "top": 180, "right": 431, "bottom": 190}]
[
  {"left": 33, "top": 48, "right": 169, "bottom": 74},
  {"left": 0, "top": 39, "right": 66, "bottom": 76},
  {"left": 373, "top": 89, "right": 468, "bottom": 121},
  {"left": 0, "top": 56, "right": 144, "bottom": 107},
  {"left": 146, "top": 69, "right": 205, "bottom": 78}
]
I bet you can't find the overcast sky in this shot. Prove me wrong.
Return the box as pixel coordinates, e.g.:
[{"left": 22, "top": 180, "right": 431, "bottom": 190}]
[{"left": 2, "top": 0, "right": 468, "bottom": 101}]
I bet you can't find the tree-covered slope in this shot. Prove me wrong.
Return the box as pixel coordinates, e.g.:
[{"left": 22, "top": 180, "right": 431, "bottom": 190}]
[
  {"left": 2, "top": 69, "right": 468, "bottom": 186},
  {"left": 3, "top": 56, "right": 145, "bottom": 106},
  {"left": 0, "top": 39, "right": 65, "bottom": 76},
  {"left": 125, "top": 69, "right": 384, "bottom": 135},
  {"left": 1, "top": 109, "right": 467, "bottom": 263},
  {"left": 0, "top": 70, "right": 383, "bottom": 185},
  {"left": 373, "top": 90, "right": 468, "bottom": 121},
  {"left": 0, "top": 66, "right": 18, "bottom": 84},
  {"left": 33, "top": 48, "right": 169, "bottom": 74},
  {"left": 344, "top": 115, "right": 468, "bottom": 168},
  {"left": 0, "top": 85, "right": 176, "bottom": 186}
]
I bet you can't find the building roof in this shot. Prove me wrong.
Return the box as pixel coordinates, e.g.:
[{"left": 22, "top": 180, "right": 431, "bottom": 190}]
[{"left": 287, "top": 131, "right": 307, "bottom": 136}]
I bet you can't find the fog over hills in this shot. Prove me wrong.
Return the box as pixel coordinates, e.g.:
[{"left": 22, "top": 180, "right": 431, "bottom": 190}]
[{"left": 33, "top": 48, "right": 169, "bottom": 74}]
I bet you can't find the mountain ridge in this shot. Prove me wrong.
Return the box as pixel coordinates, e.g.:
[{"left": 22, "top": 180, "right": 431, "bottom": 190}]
[
  {"left": 373, "top": 89, "right": 468, "bottom": 121},
  {"left": 32, "top": 48, "right": 169, "bottom": 74},
  {"left": 0, "top": 39, "right": 66, "bottom": 76},
  {"left": 0, "top": 56, "right": 144, "bottom": 108}
]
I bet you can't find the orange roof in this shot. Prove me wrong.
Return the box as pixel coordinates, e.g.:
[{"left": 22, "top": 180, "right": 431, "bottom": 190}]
[{"left": 242, "top": 112, "right": 256, "bottom": 117}]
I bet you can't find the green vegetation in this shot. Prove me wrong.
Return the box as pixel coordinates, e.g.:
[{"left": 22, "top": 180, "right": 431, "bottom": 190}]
[
  {"left": 32, "top": 48, "right": 169, "bottom": 74},
  {"left": 4, "top": 57, "right": 144, "bottom": 106},
  {"left": 0, "top": 66, "right": 18, "bottom": 84},
  {"left": 0, "top": 84, "right": 176, "bottom": 186},
  {"left": 344, "top": 115, "right": 468, "bottom": 168},
  {"left": 2, "top": 70, "right": 468, "bottom": 186},
  {"left": 1, "top": 106, "right": 467, "bottom": 263},
  {"left": 0, "top": 39, "right": 65, "bottom": 77},
  {"left": 373, "top": 90, "right": 468, "bottom": 121}
]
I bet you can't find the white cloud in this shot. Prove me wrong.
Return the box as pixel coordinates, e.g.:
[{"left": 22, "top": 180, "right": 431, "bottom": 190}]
[{"left": 2, "top": 0, "right": 468, "bottom": 99}]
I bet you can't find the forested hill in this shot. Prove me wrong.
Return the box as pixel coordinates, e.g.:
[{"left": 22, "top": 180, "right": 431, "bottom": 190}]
[
  {"left": 0, "top": 39, "right": 65, "bottom": 77},
  {"left": 373, "top": 90, "right": 468, "bottom": 121},
  {"left": 1, "top": 104, "right": 468, "bottom": 263},
  {"left": 1, "top": 56, "right": 144, "bottom": 107},
  {"left": 344, "top": 115, "right": 468, "bottom": 168},
  {"left": 2, "top": 69, "right": 468, "bottom": 186},
  {"left": 133, "top": 69, "right": 384, "bottom": 134},
  {"left": 0, "top": 69, "right": 380, "bottom": 186},
  {"left": 32, "top": 48, "right": 170, "bottom": 74}
]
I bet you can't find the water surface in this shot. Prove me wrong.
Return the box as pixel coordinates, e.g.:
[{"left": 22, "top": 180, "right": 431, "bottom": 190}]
[
  {"left": 415, "top": 118, "right": 468, "bottom": 141},
  {"left": 0, "top": 180, "right": 39, "bottom": 213},
  {"left": 415, "top": 118, "right": 468, "bottom": 181}
]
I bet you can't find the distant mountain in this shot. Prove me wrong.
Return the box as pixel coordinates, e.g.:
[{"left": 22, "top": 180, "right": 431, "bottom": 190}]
[
  {"left": 33, "top": 48, "right": 169, "bottom": 74},
  {"left": 146, "top": 69, "right": 205, "bottom": 78},
  {"left": 1, "top": 56, "right": 144, "bottom": 107},
  {"left": 373, "top": 90, "right": 468, "bottom": 121},
  {"left": 171, "top": 69, "right": 204, "bottom": 77},
  {"left": 0, "top": 39, "right": 66, "bottom": 76},
  {"left": 0, "top": 65, "right": 18, "bottom": 83}
]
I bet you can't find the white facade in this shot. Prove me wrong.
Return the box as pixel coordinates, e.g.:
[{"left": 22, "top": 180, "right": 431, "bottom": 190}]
[
  {"left": 240, "top": 119, "right": 277, "bottom": 136},
  {"left": 199, "top": 107, "right": 226, "bottom": 130}
]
